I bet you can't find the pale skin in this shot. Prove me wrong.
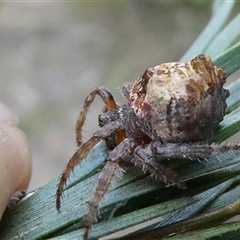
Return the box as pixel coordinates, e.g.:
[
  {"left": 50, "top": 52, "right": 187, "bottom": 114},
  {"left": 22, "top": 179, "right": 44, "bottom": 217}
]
[{"left": 0, "top": 103, "right": 32, "bottom": 220}]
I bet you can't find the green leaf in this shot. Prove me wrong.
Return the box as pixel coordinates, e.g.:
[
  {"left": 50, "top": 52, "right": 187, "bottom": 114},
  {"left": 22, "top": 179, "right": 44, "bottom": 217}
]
[
  {"left": 226, "top": 78, "right": 240, "bottom": 113},
  {"left": 213, "top": 41, "right": 240, "bottom": 76},
  {"left": 180, "top": 0, "right": 235, "bottom": 61},
  {"left": 122, "top": 177, "right": 240, "bottom": 240},
  {"left": 49, "top": 178, "right": 238, "bottom": 240},
  {"left": 205, "top": 13, "right": 240, "bottom": 58},
  {"left": 208, "top": 106, "right": 240, "bottom": 143},
  {"left": 163, "top": 221, "right": 240, "bottom": 240}
]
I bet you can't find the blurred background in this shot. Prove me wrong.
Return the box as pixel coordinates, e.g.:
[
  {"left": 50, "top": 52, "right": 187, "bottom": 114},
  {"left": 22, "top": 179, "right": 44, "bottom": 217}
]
[{"left": 0, "top": 2, "right": 239, "bottom": 191}]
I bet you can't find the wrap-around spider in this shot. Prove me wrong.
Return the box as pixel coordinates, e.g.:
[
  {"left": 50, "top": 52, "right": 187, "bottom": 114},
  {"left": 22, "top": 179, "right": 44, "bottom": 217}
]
[{"left": 56, "top": 54, "right": 240, "bottom": 240}]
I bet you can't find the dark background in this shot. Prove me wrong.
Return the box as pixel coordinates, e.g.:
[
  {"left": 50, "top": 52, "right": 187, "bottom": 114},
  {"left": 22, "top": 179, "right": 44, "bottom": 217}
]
[{"left": 0, "top": 2, "right": 239, "bottom": 191}]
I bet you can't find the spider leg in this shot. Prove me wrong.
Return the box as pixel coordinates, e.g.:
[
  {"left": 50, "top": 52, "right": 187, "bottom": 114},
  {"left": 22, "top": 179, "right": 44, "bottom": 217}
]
[
  {"left": 76, "top": 86, "right": 118, "bottom": 147},
  {"left": 56, "top": 121, "right": 122, "bottom": 210},
  {"left": 133, "top": 146, "right": 185, "bottom": 188},
  {"left": 84, "top": 138, "right": 135, "bottom": 240},
  {"left": 94, "top": 121, "right": 121, "bottom": 138},
  {"left": 139, "top": 142, "right": 240, "bottom": 188},
  {"left": 56, "top": 136, "right": 101, "bottom": 211},
  {"left": 95, "top": 119, "right": 126, "bottom": 146},
  {"left": 84, "top": 161, "right": 119, "bottom": 240},
  {"left": 121, "top": 82, "right": 133, "bottom": 101},
  {"left": 152, "top": 142, "right": 240, "bottom": 160}
]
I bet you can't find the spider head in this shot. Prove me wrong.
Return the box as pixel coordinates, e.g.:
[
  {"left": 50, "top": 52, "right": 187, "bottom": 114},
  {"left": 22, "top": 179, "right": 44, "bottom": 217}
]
[{"left": 129, "top": 54, "right": 229, "bottom": 142}]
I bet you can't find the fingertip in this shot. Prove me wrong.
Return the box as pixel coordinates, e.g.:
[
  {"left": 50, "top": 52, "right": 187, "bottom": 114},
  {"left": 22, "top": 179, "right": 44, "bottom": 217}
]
[
  {"left": 0, "top": 102, "right": 32, "bottom": 219},
  {"left": 0, "top": 124, "right": 32, "bottom": 219}
]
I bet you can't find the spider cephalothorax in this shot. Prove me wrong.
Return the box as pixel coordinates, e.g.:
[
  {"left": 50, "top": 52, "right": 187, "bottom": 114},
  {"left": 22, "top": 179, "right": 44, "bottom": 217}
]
[{"left": 56, "top": 54, "right": 239, "bottom": 240}]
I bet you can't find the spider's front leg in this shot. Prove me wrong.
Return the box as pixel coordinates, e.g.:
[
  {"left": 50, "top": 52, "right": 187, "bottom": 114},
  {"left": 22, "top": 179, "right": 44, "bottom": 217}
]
[
  {"left": 75, "top": 86, "right": 118, "bottom": 147},
  {"left": 56, "top": 136, "right": 101, "bottom": 210},
  {"left": 83, "top": 138, "right": 136, "bottom": 240},
  {"left": 56, "top": 120, "right": 123, "bottom": 211}
]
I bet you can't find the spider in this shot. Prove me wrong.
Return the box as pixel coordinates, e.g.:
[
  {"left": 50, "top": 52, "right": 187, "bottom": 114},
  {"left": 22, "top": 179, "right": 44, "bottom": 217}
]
[{"left": 56, "top": 54, "right": 240, "bottom": 240}]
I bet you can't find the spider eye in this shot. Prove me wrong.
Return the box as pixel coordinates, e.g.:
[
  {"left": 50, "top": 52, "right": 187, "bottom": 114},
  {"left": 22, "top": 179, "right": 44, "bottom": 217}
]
[{"left": 185, "top": 114, "right": 190, "bottom": 120}]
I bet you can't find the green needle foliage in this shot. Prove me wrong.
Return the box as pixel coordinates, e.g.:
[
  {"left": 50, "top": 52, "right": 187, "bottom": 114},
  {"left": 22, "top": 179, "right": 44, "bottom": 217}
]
[{"left": 1, "top": 1, "right": 240, "bottom": 239}]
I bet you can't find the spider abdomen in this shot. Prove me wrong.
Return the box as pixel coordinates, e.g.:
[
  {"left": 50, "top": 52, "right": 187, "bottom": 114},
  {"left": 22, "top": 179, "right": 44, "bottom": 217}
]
[{"left": 130, "top": 54, "right": 229, "bottom": 143}]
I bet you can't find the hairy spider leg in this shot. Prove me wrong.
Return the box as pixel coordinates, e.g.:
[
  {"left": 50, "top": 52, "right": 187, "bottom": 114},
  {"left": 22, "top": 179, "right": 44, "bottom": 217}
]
[
  {"left": 84, "top": 161, "right": 119, "bottom": 240},
  {"left": 152, "top": 142, "right": 240, "bottom": 160},
  {"left": 120, "top": 141, "right": 240, "bottom": 191},
  {"left": 75, "top": 86, "right": 119, "bottom": 147},
  {"left": 56, "top": 136, "right": 101, "bottom": 211},
  {"left": 133, "top": 146, "right": 185, "bottom": 188},
  {"left": 56, "top": 120, "right": 122, "bottom": 211},
  {"left": 121, "top": 82, "right": 133, "bottom": 101},
  {"left": 84, "top": 138, "right": 135, "bottom": 240}
]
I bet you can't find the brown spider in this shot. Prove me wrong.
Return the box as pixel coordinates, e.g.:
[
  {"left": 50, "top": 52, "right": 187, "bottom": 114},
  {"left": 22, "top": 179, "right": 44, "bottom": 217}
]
[{"left": 56, "top": 54, "right": 240, "bottom": 240}]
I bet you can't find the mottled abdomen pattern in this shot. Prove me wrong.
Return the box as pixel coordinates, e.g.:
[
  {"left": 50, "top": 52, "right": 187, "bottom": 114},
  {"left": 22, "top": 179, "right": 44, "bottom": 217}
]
[{"left": 130, "top": 54, "right": 229, "bottom": 143}]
